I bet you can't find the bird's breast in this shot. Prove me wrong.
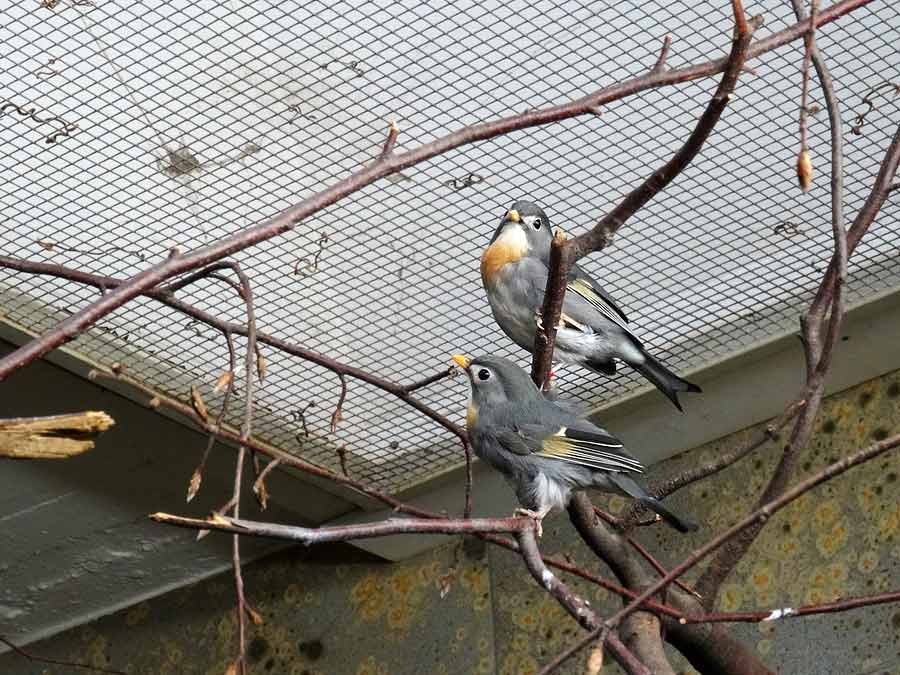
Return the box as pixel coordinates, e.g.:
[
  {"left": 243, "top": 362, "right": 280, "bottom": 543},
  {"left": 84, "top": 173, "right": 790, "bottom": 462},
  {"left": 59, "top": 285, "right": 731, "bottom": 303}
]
[
  {"left": 466, "top": 404, "right": 478, "bottom": 429},
  {"left": 480, "top": 227, "right": 529, "bottom": 287}
]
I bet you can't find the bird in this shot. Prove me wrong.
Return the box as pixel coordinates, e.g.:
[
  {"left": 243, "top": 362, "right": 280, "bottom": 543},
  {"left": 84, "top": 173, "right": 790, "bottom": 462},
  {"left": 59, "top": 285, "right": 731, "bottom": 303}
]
[
  {"left": 452, "top": 353, "right": 697, "bottom": 535},
  {"left": 480, "top": 200, "right": 701, "bottom": 411}
]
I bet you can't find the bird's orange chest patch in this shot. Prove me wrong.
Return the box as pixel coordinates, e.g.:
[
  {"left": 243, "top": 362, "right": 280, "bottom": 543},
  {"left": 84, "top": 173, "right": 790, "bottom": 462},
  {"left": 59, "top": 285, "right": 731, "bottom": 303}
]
[
  {"left": 466, "top": 403, "right": 478, "bottom": 429},
  {"left": 480, "top": 227, "right": 529, "bottom": 286}
]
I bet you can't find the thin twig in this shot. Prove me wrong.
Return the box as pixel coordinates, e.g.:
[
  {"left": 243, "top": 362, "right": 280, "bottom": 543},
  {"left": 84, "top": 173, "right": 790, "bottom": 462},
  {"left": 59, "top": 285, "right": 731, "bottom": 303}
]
[
  {"left": 653, "top": 35, "right": 673, "bottom": 73},
  {"left": 152, "top": 512, "right": 532, "bottom": 543},
  {"left": 252, "top": 458, "right": 282, "bottom": 508},
  {"left": 620, "top": 399, "right": 804, "bottom": 527},
  {"left": 0, "top": 636, "right": 125, "bottom": 675},
  {"left": 377, "top": 120, "right": 400, "bottom": 161},
  {"left": 593, "top": 507, "right": 700, "bottom": 599},
  {"left": 796, "top": 0, "right": 818, "bottom": 191},
  {"left": 686, "top": 589, "right": 900, "bottom": 624},
  {"left": 188, "top": 330, "right": 236, "bottom": 502},
  {"left": 0, "top": 259, "right": 468, "bottom": 443},
  {"left": 401, "top": 367, "right": 455, "bottom": 393},
  {"left": 230, "top": 262, "right": 257, "bottom": 675}
]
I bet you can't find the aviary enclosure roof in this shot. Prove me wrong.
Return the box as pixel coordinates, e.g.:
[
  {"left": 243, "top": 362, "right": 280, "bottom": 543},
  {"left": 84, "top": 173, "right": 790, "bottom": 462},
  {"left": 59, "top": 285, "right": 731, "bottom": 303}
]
[{"left": 1, "top": 0, "right": 898, "bottom": 493}]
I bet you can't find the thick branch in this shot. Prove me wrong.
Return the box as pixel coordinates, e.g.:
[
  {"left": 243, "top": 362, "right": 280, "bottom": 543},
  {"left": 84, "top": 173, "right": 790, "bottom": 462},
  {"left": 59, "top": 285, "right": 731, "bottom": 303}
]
[
  {"left": 531, "top": 0, "right": 760, "bottom": 386},
  {"left": 517, "top": 530, "right": 651, "bottom": 675},
  {"left": 695, "top": 20, "right": 857, "bottom": 600}
]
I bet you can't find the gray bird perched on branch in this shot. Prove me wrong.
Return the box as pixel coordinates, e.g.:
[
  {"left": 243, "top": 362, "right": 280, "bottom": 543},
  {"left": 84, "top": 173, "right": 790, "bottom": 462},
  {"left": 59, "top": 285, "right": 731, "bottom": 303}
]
[
  {"left": 480, "top": 200, "right": 701, "bottom": 411},
  {"left": 452, "top": 354, "right": 697, "bottom": 535}
]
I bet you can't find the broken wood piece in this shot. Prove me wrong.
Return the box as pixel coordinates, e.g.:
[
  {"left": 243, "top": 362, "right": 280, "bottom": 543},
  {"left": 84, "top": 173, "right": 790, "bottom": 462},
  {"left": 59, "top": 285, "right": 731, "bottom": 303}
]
[{"left": 0, "top": 411, "right": 115, "bottom": 459}]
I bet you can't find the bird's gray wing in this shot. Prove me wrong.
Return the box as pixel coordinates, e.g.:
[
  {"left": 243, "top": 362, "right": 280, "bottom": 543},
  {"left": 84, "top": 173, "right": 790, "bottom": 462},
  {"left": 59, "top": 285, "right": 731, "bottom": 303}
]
[
  {"left": 522, "top": 258, "right": 638, "bottom": 340},
  {"left": 569, "top": 263, "right": 629, "bottom": 324},
  {"left": 496, "top": 403, "right": 644, "bottom": 474}
]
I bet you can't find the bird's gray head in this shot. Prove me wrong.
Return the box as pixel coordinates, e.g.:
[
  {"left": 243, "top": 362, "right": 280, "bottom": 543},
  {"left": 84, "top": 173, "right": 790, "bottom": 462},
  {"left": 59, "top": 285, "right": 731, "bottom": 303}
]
[
  {"left": 487, "top": 200, "right": 554, "bottom": 261},
  {"left": 452, "top": 354, "right": 542, "bottom": 413}
]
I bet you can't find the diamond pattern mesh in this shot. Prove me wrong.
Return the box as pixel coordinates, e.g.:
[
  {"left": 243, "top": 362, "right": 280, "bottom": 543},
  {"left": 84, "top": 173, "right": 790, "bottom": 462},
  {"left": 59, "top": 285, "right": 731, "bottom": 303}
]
[{"left": 1, "top": 0, "right": 898, "bottom": 493}]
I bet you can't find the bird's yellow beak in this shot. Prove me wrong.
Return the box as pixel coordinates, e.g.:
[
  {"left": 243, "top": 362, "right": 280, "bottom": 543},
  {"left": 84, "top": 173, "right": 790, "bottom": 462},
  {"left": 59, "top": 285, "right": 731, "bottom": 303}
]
[
  {"left": 452, "top": 354, "right": 470, "bottom": 369},
  {"left": 506, "top": 209, "right": 520, "bottom": 223}
]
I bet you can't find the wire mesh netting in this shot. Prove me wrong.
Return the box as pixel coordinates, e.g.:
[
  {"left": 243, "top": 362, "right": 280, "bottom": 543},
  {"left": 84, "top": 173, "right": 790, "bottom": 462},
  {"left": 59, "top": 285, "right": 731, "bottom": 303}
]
[{"left": 1, "top": 0, "right": 898, "bottom": 494}]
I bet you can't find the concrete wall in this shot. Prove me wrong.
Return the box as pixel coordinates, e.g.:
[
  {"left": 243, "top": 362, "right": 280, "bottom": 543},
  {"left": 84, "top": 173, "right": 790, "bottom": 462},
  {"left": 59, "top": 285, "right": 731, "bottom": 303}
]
[{"left": 3, "top": 368, "right": 900, "bottom": 675}]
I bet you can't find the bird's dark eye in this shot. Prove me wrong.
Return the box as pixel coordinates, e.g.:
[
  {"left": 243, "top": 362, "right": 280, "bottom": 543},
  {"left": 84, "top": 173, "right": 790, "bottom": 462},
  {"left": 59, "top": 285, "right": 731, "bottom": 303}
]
[
  {"left": 477, "top": 368, "right": 491, "bottom": 381},
  {"left": 532, "top": 218, "right": 542, "bottom": 230}
]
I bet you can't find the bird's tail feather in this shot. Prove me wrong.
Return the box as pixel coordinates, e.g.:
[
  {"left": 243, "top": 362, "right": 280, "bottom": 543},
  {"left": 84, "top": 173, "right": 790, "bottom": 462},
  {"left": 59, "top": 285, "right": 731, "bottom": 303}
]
[
  {"left": 606, "top": 474, "right": 698, "bottom": 534},
  {"left": 630, "top": 352, "right": 701, "bottom": 412}
]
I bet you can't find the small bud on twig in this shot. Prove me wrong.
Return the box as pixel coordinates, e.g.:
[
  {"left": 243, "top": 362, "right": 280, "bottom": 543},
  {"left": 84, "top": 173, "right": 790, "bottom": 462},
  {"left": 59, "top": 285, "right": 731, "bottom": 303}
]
[
  {"left": 186, "top": 468, "right": 202, "bottom": 503},
  {"left": 247, "top": 606, "right": 264, "bottom": 626},
  {"left": 190, "top": 384, "right": 209, "bottom": 422},
  {"left": 586, "top": 641, "right": 604, "bottom": 675},
  {"left": 796, "top": 149, "right": 813, "bottom": 192}
]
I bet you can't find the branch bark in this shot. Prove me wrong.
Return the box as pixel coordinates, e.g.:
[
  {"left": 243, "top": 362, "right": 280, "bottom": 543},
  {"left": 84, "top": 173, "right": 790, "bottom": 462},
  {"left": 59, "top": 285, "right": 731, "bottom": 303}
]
[{"left": 531, "top": 0, "right": 760, "bottom": 386}]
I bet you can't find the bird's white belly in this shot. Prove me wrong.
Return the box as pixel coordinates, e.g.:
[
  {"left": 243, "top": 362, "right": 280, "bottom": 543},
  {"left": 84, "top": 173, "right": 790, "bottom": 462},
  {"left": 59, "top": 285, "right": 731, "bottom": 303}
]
[{"left": 528, "top": 472, "right": 571, "bottom": 513}]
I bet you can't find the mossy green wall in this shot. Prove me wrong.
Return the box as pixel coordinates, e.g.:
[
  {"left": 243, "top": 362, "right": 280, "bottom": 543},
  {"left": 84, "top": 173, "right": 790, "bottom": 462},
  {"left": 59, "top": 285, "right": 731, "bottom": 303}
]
[{"left": 3, "top": 369, "right": 900, "bottom": 675}]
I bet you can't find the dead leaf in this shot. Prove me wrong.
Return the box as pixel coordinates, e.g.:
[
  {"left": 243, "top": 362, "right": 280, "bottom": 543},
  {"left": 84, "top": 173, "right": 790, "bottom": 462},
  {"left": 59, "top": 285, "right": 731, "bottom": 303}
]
[
  {"left": 214, "top": 371, "right": 234, "bottom": 393},
  {"left": 256, "top": 349, "right": 267, "bottom": 382},
  {"left": 253, "top": 479, "right": 270, "bottom": 510}
]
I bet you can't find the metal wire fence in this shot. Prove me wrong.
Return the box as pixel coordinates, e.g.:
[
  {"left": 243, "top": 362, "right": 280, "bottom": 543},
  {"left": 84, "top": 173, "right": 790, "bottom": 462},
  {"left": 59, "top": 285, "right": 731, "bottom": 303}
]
[{"left": 1, "top": 0, "right": 898, "bottom": 493}]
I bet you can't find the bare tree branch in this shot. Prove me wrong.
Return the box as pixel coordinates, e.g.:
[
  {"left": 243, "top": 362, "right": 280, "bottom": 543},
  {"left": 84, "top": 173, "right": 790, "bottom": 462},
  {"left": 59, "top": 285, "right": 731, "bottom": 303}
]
[
  {"left": 609, "top": 431, "right": 900, "bottom": 629},
  {"left": 531, "top": 0, "right": 760, "bottom": 386},
  {"left": 151, "top": 512, "right": 533, "bottom": 542},
  {"left": 620, "top": 398, "right": 805, "bottom": 528},
  {"left": 0, "top": 635, "right": 124, "bottom": 675}
]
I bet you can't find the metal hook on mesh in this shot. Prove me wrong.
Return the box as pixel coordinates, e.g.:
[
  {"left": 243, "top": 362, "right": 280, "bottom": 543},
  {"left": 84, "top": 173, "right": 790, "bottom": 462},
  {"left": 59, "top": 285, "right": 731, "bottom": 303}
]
[
  {"left": 772, "top": 221, "right": 803, "bottom": 237},
  {"left": 286, "top": 102, "right": 317, "bottom": 123},
  {"left": 292, "top": 233, "right": 330, "bottom": 277},
  {"left": 38, "top": 0, "right": 95, "bottom": 10},
  {"left": 1, "top": 100, "right": 79, "bottom": 144},
  {"left": 850, "top": 81, "right": 900, "bottom": 136},
  {"left": 34, "top": 57, "right": 63, "bottom": 80},
  {"left": 323, "top": 59, "right": 366, "bottom": 77},
  {"left": 443, "top": 173, "right": 484, "bottom": 191}
]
